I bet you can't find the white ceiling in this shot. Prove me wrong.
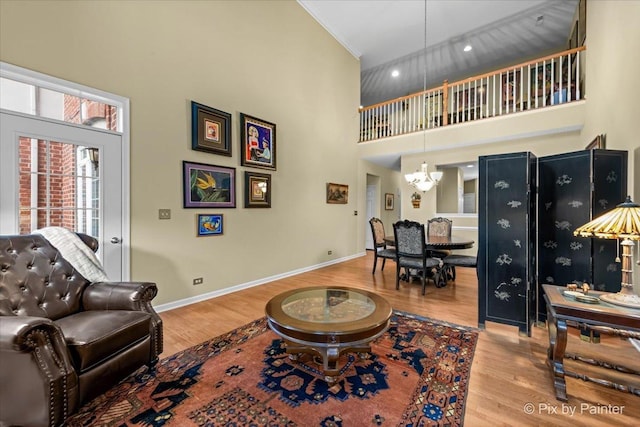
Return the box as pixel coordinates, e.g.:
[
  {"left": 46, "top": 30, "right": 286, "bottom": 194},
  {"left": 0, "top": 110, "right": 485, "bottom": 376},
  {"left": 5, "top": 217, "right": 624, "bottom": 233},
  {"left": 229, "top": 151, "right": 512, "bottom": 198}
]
[{"left": 298, "top": 0, "right": 579, "bottom": 106}]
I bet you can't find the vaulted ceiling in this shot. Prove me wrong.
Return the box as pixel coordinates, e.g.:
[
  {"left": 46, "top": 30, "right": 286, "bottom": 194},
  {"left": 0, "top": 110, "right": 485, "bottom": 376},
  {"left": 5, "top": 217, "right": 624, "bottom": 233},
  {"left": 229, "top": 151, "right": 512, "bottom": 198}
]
[{"left": 298, "top": 0, "right": 579, "bottom": 106}]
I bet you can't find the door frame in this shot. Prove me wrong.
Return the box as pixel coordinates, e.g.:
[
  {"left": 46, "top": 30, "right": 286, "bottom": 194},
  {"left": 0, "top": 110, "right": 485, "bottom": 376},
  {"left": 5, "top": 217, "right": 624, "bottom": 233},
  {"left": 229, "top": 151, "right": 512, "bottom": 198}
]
[
  {"left": 365, "top": 174, "right": 381, "bottom": 250},
  {"left": 0, "top": 62, "right": 131, "bottom": 279}
]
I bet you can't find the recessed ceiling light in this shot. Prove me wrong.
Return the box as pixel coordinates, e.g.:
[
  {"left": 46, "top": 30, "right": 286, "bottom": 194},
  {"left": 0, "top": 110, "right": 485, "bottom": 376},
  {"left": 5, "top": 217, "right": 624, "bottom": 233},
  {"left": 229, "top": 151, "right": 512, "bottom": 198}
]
[
  {"left": 467, "top": 164, "right": 474, "bottom": 168},
  {"left": 391, "top": 70, "right": 400, "bottom": 78},
  {"left": 463, "top": 45, "right": 472, "bottom": 52}
]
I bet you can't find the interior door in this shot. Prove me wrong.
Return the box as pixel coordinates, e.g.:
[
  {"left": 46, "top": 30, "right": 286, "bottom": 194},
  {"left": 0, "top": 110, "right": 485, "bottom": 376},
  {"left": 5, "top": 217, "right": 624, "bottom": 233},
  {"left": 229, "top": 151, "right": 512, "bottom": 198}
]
[
  {"left": 366, "top": 184, "right": 376, "bottom": 250},
  {"left": 0, "top": 111, "right": 123, "bottom": 280}
]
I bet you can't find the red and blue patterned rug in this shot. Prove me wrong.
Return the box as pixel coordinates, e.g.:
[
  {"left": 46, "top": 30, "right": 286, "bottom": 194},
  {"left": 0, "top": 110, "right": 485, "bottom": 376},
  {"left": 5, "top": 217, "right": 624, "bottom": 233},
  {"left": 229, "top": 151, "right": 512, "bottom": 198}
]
[{"left": 67, "top": 311, "right": 478, "bottom": 426}]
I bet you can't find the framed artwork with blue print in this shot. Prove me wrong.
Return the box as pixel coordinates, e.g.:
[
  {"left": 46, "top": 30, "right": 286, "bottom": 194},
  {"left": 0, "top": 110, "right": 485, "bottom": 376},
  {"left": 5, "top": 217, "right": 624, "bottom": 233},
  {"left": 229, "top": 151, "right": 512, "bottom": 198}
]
[{"left": 197, "top": 214, "right": 223, "bottom": 236}]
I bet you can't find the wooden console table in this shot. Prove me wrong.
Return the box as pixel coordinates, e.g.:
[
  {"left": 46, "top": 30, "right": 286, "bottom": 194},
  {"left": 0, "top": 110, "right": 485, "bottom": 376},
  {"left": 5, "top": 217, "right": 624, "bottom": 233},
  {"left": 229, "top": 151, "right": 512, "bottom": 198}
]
[{"left": 543, "top": 284, "right": 640, "bottom": 401}]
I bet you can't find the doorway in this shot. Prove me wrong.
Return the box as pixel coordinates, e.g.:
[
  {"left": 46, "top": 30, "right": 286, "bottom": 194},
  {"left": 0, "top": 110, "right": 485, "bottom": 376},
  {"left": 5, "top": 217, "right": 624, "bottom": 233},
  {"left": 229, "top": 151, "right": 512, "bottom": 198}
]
[
  {"left": 0, "top": 62, "right": 130, "bottom": 280},
  {"left": 0, "top": 111, "right": 124, "bottom": 279},
  {"left": 365, "top": 174, "right": 381, "bottom": 250}
]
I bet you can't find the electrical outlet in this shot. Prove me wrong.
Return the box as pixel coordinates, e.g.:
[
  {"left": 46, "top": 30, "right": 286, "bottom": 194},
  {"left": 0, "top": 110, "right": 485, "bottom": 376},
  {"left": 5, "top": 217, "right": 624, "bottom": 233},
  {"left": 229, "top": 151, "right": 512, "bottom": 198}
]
[
  {"left": 193, "top": 277, "right": 203, "bottom": 285},
  {"left": 327, "top": 250, "right": 332, "bottom": 255},
  {"left": 354, "top": 210, "right": 358, "bottom": 216},
  {"left": 159, "top": 209, "right": 171, "bottom": 220}
]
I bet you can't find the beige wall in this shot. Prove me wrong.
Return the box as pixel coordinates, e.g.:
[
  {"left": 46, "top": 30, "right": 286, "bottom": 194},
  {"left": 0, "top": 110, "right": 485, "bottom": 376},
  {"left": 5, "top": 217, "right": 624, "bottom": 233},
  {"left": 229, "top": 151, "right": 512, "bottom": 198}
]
[
  {"left": 437, "top": 168, "right": 460, "bottom": 213},
  {"left": 581, "top": 0, "right": 640, "bottom": 287},
  {"left": 0, "top": 0, "right": 361, "bottom": 305},
  {"left": 2, "top": 1, "right": 638, "bottom": 304},
  {"left": 582, "top": 0, "right": 639, "bottom": 200}
]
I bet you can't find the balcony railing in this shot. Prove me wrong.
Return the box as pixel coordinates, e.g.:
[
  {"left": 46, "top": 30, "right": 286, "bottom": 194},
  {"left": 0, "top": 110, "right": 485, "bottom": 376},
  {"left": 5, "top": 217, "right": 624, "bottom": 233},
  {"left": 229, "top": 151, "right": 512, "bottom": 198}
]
[{"left": 359, "top": 47, "right": 586, "bottom": 142}]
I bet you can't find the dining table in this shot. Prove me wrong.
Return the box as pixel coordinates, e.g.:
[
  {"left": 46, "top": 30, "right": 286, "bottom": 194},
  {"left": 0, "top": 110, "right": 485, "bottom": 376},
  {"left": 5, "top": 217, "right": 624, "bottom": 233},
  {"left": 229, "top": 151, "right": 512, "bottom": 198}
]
[
  {"left": 384, "top": 234, "right": 475, "bottom": 251},
  {"left": 383, "top": 234, "right": 475, "bottom": 287}
]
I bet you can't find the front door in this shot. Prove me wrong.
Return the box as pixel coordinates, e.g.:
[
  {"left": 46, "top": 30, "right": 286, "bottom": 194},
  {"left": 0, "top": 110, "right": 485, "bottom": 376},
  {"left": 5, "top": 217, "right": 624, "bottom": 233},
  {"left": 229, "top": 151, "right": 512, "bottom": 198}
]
[{"left": 0, "top": 111, "right": 124, "bottom": 280}]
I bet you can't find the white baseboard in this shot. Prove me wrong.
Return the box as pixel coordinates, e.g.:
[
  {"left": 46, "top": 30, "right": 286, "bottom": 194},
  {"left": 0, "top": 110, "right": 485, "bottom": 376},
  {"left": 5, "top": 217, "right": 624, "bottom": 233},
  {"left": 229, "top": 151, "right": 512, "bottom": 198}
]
[{"left": 154, "top": 252, "right": 367, "bottom": 313}]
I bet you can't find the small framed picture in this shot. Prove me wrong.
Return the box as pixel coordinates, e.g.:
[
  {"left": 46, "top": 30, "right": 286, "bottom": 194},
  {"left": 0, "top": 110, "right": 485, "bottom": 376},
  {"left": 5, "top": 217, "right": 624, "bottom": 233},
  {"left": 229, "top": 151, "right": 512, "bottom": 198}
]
[
  {"left": 191, "top": 101, "right": 232, "bottom": 156},
  {"left": 197, "top": 214, "right": 223, "bottom": 236},
  {"left": 244, "top": 171, "right": 271, "bottom": 208},
  {"left": 240, "top": 113, "right": 276, "bottom": 170},
  {"left": 183, "top": 161, "right": 236, "bottom": 208},
  {"left": 385, "top": 193, "right": 394, "bottom": 210},
  {"left": 326, "top": 182, "right": 348, "bottom": 204}
]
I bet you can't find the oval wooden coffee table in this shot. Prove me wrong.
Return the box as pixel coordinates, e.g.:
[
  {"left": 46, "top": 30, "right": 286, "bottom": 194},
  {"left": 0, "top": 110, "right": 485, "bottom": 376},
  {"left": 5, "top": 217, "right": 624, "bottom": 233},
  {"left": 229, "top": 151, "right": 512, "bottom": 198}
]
[{"left": 265, "top": 286, "right": 392, "bottom": 384}]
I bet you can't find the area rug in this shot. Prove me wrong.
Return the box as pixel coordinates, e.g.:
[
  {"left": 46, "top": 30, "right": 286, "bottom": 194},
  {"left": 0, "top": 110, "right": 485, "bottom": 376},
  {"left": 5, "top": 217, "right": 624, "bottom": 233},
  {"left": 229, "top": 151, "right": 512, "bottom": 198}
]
[{"left": 66, "top": 311, "right": 479, "bottom": 427}]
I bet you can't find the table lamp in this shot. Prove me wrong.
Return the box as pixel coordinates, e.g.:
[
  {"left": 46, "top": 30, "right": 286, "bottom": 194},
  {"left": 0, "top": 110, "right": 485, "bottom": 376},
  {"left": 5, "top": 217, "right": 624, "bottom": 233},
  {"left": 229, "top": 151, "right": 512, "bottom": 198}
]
[{"left": 573, "top": 196, "right": 640, "bottom": 308}]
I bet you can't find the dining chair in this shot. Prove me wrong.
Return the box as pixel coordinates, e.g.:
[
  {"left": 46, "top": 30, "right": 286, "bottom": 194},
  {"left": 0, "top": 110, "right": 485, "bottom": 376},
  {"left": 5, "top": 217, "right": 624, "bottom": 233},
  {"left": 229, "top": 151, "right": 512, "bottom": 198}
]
[
  {"left": 426, "top": 217, "right": 453, "bottom": 258},
  {"left": 443, "top": 253, "right": 478, "bottom": 282},
  {"left": 393, "top": 220, "right": 443, "bottom": 295},
  {"left": 369, "top": 217, "right": 396, "bottom": 274},
  {"left": 427, "top": 216, "right": 455, "bottom": 281}
]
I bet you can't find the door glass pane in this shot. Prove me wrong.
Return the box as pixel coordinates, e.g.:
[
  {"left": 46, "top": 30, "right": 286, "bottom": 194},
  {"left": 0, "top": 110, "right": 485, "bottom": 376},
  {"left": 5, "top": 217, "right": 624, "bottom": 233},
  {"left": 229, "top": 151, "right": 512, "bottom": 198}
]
[{"left": 17, "top": 137, "right": 100, "bottom": 236}]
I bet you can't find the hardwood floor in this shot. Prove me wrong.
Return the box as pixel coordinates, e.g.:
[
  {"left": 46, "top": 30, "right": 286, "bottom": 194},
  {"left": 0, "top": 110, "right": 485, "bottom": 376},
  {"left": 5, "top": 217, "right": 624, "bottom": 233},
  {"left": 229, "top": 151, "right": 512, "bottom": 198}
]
[{"left": 160, "top": 252, "right": 639, "bottom": 426}]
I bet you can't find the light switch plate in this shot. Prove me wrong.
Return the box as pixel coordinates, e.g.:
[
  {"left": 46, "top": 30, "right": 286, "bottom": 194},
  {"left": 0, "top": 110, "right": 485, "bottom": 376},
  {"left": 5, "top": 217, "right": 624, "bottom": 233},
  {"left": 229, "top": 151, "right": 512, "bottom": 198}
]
[{"left": 159, "top": 209, "right": 171, "bottom": 220}]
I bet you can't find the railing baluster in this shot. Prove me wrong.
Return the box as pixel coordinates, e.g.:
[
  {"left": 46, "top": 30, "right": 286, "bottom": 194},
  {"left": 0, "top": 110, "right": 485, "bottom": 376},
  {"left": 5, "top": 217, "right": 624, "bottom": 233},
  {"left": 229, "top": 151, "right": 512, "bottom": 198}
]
[
  {"left": 473, "top": 79, "right": 477, "bottom": 120},
  {"left": 559, "top": 55, "right": 563, "bottom": 105},
  {"left": 526, "top": 64, "right": 531, "bottom": 110},
  {"left": 391, "top": 102, "right": 395, "bottom": 136},
  {"left": 511, "top": 68, "right": 516, "bottom": 113},
  {"left": 576, "top": 50, "right": 581, "bottom": 100},
  {"left": 568, "top": 53, "right": 573, "bottom": 102},
  {"left": 550, "top": 59, "right": 555, "bottom": 105},
  {"left": 428, "top": 91, "right": 432, "bottom": 129},
  {"left": 411, "top": 96, "right": 414, "bottom": 131},
  {"left": 519, "top": 65, "right": 523, "bottom": 111},
  {"left": 389, "top": 102, "right": 393, "bottom": 136}
]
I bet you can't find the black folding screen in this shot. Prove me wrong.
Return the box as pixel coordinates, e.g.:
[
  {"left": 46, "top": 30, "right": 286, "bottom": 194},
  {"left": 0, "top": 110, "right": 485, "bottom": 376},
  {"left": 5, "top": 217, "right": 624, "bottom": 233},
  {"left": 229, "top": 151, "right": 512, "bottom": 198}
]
[
  {"left": 479, "top": 149, "right": 628, "bottom": 334},
  {"left": 478, "top": 152, "right": 537, "bottom": 336},
  {"left": 537, "top": 149, "right": 628, "bottom": 320}
]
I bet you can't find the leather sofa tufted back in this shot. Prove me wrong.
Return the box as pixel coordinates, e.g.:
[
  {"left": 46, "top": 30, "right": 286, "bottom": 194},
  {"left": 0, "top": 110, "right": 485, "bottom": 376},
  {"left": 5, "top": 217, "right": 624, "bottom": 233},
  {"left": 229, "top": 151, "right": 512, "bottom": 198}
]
[{"left": 0, "top": 234, "right": 92, "bottom": 320}]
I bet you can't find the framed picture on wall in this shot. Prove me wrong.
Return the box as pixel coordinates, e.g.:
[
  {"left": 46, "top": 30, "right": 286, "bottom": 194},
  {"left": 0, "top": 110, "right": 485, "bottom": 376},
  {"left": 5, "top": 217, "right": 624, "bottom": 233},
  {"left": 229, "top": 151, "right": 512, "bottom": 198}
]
[
  {"left": 183, "top": 161, "right": 236, "bottom": 208},
  {"left": 326, "top": 182, "right": 348, "bottom": 204},
  {"left": 240, "top": 113, "right": 276, "bottom": 170},
  {"left": 191, "top": 101, "right": 232, "bottom": 156},
  {"left": 244, "top": 171, "right": 271, "bottom": 208},
  {"left": 385, "top": 193, "right": 394, "bottom": 210},
  {"left": 197, "top": 214, "right": 223, "bottom": 236}
]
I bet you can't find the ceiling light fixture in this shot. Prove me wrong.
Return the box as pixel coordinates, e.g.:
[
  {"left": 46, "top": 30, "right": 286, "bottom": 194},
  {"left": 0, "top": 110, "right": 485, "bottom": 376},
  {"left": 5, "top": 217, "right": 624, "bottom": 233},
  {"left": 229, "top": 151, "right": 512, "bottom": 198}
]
[
  {"left": 463, "top": 44, "right": 472, "bottom": 52},
  {"left": 404, "top": 0, "right": 441, "bottom": 193},
  {"left": 391, "top": 69, "right": 400, "bottom": 78}
]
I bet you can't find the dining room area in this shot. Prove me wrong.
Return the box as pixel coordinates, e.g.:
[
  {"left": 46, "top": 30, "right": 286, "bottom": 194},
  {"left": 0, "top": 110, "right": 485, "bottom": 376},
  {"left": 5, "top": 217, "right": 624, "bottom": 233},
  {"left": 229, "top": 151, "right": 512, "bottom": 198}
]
[{"left": 369, "top": 214, "right": 476, "bottom": 295}]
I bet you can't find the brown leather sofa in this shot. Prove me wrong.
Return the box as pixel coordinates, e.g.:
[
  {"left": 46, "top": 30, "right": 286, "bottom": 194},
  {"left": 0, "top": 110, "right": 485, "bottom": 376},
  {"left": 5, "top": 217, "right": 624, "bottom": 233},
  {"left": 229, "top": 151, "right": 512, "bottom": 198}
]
[{"left": 0, "top": 233, "right": 163, "bottom": 427}]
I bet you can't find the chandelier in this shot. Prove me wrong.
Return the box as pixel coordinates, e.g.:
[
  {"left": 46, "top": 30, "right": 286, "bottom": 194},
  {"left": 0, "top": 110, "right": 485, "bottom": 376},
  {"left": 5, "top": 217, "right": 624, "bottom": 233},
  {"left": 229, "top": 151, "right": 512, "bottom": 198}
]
[
  {"left": 405, "top": 162, "right": 442, "bottom": 192},
  {"left": 404, "top": 0, "right": 441, "bottom": 193}
]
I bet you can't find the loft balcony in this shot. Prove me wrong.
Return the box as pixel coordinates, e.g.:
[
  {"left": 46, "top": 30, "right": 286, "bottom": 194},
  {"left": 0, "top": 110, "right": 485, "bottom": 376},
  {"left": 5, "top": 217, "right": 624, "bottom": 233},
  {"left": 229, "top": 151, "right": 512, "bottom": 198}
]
[{"left": 358, "top": 47, "right": 586, "bottom": 143}]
